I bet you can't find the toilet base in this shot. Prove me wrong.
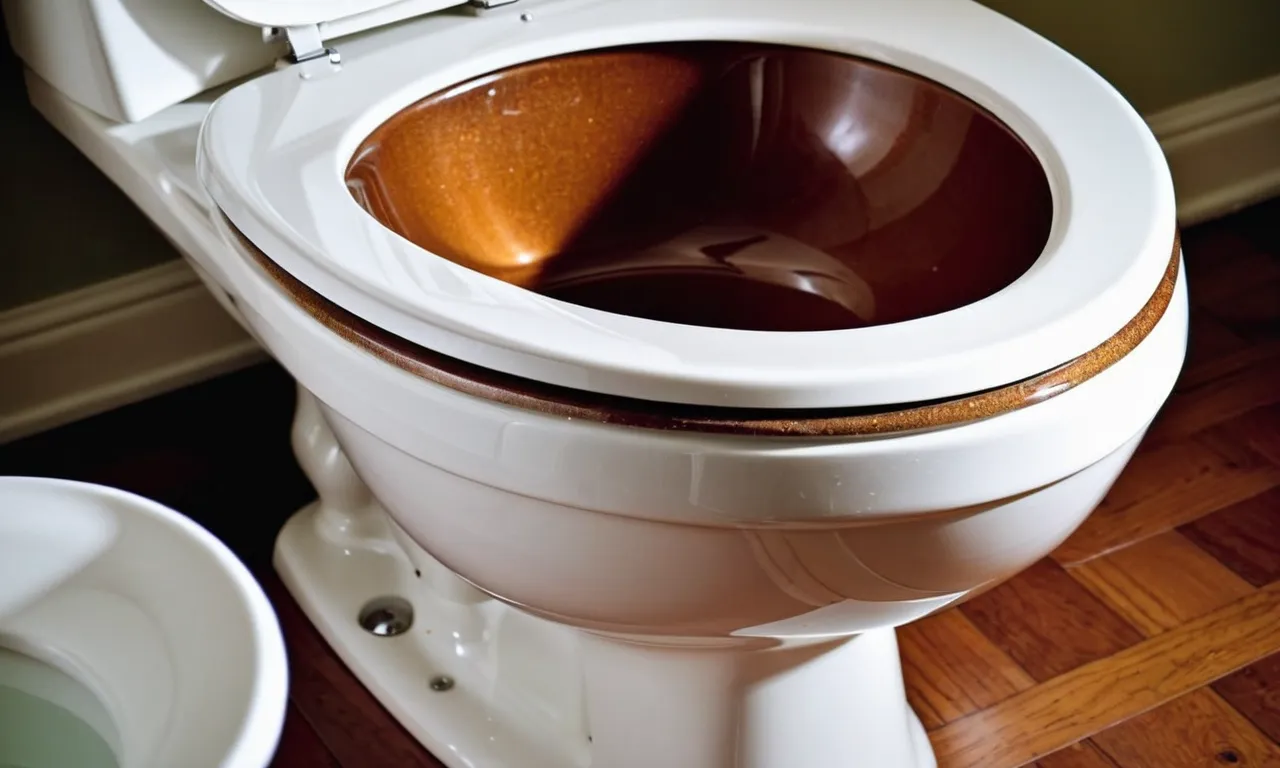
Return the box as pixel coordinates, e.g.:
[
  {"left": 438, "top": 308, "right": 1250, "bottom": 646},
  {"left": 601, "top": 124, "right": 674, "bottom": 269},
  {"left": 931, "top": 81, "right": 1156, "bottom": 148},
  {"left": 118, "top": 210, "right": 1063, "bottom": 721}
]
[
  {"left": 274, "top": 501, "right": 937, "bottom": 768},
  {"left": 275, "top": 386, "right": 937, "bottom": 767}
]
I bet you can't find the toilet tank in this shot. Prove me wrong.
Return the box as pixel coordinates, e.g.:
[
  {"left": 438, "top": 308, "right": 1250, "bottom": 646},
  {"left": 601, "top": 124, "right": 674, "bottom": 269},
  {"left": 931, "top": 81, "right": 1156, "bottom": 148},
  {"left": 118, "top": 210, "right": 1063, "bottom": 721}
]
[{"left": 1, "top": 0, "right": 281, "bottom": 123}]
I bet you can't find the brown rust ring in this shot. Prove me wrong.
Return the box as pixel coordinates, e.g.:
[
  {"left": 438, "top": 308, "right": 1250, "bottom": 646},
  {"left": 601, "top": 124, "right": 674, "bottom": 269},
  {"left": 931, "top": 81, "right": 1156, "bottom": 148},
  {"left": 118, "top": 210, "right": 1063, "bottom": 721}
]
[{"left": 231, "top": 221, "right": 1180, "bottom": 438}]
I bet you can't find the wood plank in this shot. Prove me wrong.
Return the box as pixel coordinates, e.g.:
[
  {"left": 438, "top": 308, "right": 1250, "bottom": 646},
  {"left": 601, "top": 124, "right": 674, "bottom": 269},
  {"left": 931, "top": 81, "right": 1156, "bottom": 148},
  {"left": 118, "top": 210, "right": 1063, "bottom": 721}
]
[
  {"left": 1183, "top": 223, "right": 1280, "bottom": 343},
  {"left": 1035, "top": 741, "right": 1119, "bottom": 768},
  {"left": 1181, "top": 230, "right": 1280, "bottom": 311},
  {"left": 1052, "top": 437, "right": 1280, "bottom": 565},
  {"left": 1212, "top": 652, "right": 1280, "bottom": 744},
  {"left": 1205, "top": 273, "right": 1280, "bottom": 343},
  {"left": 1142, "top": 356, "right": 1280, "bottom": 444},
  {"left": 1090, "top": 689, "right": 1280, "bottom": 767},
  {"left": 263, "top": 576, "right": 446, "bottom": 768},
  {"left": 1213, "top": 403, "right": 1280, "bottom": 468},
  {"left": 1194, "top": 403, "right": 1280, "bottom": 473},
  {"left": 271, "top": 704, "right": 341, "bottom": 768},
  {"left": 898, "top": 608, "right": 1036, "bottom": 729},
  {"left": 1175, "top": 338, "right": 1280, "bottom": 393},
  {"left": 959, "top": 559, "right": 1143, "bottom": 682},
  {"left": 1182, "top": 486, "right": 1280, "bottom": 587},
  {"left": 1248, "top": 404, "right": 1280, "bottom": 466},
  {"left": 930, "top": 581, "right": 1280, "bottom": 768},
  {"left": 1067, "top": 530, "right": 1254, "bottom": 637},
  {"left": 1177, "top": 307, "right": 1249, "bottom": 388}
]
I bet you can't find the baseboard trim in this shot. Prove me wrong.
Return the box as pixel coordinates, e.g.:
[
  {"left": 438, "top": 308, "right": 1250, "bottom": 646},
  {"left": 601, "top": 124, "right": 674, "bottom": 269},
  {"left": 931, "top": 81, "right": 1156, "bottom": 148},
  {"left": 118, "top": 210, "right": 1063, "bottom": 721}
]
[
  {"left": 0, "top": 261, "right": 265, "bottom": 444},
  {"left": 3, "top": 75, "right": 1278, "bottom": 443},
  {"left": 1147, "top": 73, "right": 1280, "bottom": 226}
]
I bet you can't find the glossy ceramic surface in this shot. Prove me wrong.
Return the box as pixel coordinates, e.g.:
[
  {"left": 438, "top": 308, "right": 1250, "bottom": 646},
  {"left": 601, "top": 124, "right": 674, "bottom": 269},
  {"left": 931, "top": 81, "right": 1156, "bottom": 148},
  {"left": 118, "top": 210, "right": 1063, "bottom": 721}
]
[
  {"left": 348, "top": 42, "right": 1054, "bottom": 332},
  {"left": 0, "top": 477, "right": 287, "bottom": 768},
  {"left": 249, "top": 220, "right": 1184, "bottom": 766},
  {"left": 256, "top": 264, "right": 1183, "bottom": 766},
  {"left": 237, "top": 221, "right": 1180, "bottom": 435},
  {"left": 202, "top": 0, "right": 461, "bottom": 29},
  {"left": 2, "top": 0, "right": 275, "bottom": 122},
  {"left": 22, "top": 34, "right": 1188, "bottom": 767},
  {"left": 276, "top": 390, "right": 943, "bottom": 767},
  {"left": 200, "top": 0, "right": 1177, "bottom": 409}
]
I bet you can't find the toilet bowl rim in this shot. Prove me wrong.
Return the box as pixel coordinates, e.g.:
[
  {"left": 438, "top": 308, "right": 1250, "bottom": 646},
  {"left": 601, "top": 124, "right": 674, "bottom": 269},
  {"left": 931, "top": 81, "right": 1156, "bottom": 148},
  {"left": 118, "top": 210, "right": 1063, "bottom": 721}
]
[
  {"left": 227, "top": 219, "right": 1180, "bottom": 438},
  {"left": 213, "top": 214, "right": 1187, "bottom": 525},
  {"left": 0, "top": 477, "right": 289, "bottom": 768},
  {"left": 199, "top": 0, "right": 1177, "bottom": 410}
]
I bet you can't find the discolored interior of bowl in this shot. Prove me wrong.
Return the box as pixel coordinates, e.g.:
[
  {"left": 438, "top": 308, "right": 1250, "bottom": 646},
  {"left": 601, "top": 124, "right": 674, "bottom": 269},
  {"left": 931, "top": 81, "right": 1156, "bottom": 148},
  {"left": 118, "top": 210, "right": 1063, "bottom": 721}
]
[{"left": 346, "top": 42, "right": 1054, "bottom": 332}]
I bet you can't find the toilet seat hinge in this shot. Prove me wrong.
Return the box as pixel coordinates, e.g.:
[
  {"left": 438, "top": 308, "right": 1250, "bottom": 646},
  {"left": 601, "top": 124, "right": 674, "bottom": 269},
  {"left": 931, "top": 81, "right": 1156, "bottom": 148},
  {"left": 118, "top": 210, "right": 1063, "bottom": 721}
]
[{"left": 266, "top": 24, "right": 342, "bottom": 65}]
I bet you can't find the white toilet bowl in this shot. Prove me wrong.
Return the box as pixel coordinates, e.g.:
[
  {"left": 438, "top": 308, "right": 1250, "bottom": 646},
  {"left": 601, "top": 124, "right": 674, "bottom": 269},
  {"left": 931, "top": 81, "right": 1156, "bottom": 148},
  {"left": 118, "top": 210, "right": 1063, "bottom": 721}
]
[
  {"left": 0, "top": 477, "right": 288, "bottom": 768},
  {"left": 4, "top": 0, "right": 1186, "bottom": 765}
]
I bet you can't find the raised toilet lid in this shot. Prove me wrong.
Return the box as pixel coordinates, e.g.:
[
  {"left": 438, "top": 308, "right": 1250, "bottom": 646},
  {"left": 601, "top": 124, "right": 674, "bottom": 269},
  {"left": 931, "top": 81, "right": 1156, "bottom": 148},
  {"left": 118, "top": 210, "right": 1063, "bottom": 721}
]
[
  {"left": 200, "top": 0, "right": 1177, "bottom": 410},
  {"left": 0, "top": 477, "right": 287, "bottom": 768}
]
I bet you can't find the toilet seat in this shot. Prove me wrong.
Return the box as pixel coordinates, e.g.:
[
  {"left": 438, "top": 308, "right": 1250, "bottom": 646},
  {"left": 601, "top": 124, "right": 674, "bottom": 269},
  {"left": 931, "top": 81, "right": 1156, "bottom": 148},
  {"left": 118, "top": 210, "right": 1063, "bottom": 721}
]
[
  {"left": 0, "top": 477, "right": 287, "bottom": 768},
  {"left": 200, "top": 0, "right": 1176, "bottom": 410},
  {"left": 231, "top": 221, "right": 1180, "bottom": 436}
]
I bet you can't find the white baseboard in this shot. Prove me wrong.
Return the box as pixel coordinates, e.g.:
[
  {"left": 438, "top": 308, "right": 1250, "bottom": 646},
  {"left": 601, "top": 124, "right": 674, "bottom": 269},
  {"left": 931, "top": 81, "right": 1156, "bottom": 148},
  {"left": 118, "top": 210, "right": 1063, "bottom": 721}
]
[
  {"left": 0, "top": 260, "right": 264, "bottom": 444},
  {"left": 3, "top": 75, "right": 1278, "bottom": 443},
  {"left": 1147, "top": 73, "right": 1280, "bottom": 226}
]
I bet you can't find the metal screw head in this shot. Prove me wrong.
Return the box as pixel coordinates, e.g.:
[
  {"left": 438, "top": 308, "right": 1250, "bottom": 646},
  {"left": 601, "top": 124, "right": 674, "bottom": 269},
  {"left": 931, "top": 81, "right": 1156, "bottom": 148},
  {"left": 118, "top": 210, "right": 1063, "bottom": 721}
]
[
  {"left": 358, "top": 596, "right": 414, "bottom": 637},
  {"left": 429, "top": 675, "right": 455, "bottom": 692}
]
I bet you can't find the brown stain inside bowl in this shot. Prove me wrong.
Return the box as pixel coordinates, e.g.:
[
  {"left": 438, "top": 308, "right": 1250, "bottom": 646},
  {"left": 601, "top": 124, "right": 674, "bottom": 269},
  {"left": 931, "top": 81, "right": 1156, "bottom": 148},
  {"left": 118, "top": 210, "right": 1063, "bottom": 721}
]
[{"left": 345, "top": 42, "right": 1054, "bottom": 332}]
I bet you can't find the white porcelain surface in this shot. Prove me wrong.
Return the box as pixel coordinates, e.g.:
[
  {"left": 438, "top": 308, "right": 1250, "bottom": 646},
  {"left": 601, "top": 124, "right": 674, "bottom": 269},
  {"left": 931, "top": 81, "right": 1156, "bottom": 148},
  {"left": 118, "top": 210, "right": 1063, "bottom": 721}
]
[
  {"left": 200, "top": 0, "right": 1176, "bottom": 409},
  {"left": 273, "top": 366, "right": 1165, "bottom": 766},
  {"left": 204, "top": 0, "right": 464, "bottom": 32},
  {"left": 216, "top": 171, "right": 1181, "bottom": 764},
  {"left": 0, "top": 477, "right": 288, "bottom": 768},
  {"left": 0, "top": 486, "right": 118, "bottom": 621},
  {"left": 278, "top": 387, "right": 945, "bottom": 767},
  {"left": 15, "top": 9, "right": 1188, "bottom": 765},
  {"left": 1, "top": 0, "right": 278, "bottom": 122},
  {"left": 218, "top": 196, "right": 1187, "bottom": 529},
  {"left": 278, "top": 501, "right": 941, "bottom": 768}
]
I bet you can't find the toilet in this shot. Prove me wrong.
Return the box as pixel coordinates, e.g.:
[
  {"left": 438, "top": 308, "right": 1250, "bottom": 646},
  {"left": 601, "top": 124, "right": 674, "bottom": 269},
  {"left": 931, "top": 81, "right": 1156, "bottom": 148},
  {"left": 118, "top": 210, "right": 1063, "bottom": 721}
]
[
  {"left": 0, "top": 477, "right": 287, "bottom": 768},
  {"left": 3, "top": 0, "right": 1186, "bottom": 766}
]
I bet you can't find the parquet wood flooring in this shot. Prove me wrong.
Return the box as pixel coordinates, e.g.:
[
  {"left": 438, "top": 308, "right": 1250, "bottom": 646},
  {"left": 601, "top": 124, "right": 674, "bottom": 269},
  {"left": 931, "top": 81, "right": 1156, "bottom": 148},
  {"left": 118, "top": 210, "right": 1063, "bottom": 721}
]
[
  {"left": 1065, "top": 530, "right": 1253, "bottom": 637},
  {"left": 1087, "top": 689, "right": 1280, "bottom": 768},
  {"left": 1214, "top": 654, "right": 1280, "bottom": 745},
  {"left": 1, "top": 197, "right": 1277, "bottom": 766}
]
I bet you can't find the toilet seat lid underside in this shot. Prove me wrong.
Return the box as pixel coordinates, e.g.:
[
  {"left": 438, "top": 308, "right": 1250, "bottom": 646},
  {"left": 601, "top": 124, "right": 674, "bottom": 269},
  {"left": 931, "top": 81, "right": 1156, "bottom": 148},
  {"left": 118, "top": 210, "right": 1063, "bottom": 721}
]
[{"left": 199, "top": 0, "right": 1177, "bottom": 410}]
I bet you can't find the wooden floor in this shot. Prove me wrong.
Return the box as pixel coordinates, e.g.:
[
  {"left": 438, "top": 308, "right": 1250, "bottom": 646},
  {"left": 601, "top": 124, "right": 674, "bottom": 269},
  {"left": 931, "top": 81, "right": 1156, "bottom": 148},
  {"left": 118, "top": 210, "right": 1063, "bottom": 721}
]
[{"left": 1, "top": 198, "right": 1277, "bottom": 767}]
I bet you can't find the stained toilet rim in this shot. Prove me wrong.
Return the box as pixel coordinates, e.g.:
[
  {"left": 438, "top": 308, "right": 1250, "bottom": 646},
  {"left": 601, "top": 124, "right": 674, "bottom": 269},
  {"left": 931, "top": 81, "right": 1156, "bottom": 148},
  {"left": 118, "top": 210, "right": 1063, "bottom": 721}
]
[
  {"left": 199, "top": 0, "right": 1176, "bottom": 410},
  {"left": 227, "top": 219, "right": 1180, "bottom": 438}
]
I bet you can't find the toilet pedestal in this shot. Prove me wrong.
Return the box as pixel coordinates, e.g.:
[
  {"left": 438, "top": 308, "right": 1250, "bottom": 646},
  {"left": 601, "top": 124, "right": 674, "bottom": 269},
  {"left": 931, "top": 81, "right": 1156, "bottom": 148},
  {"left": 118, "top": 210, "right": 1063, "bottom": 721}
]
[
  {"left": 579, "top": 631, "right": 932, "bottom": 768},
  {"left": 276, "top": 387, "right": 936, "bottom": 768}
]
